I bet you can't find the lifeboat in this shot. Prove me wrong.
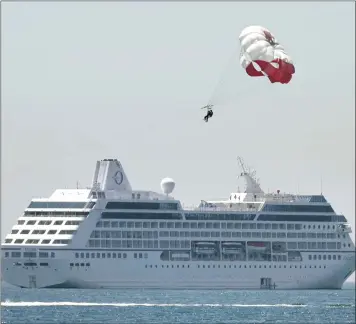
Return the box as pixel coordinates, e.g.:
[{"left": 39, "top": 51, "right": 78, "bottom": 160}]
[
  {"left": 247, "top": 242, "right": 267, "bottom": 252},
  {"left": 194, "top": 242, "right": 217, "bottom": 254}
]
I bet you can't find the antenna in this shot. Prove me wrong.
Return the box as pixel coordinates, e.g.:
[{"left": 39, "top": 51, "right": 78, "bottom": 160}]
[{"left": 237, "top": 156, "right": 247, "bottom": 174}]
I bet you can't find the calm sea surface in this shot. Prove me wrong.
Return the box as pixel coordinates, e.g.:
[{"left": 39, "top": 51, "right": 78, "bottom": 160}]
[{"left": 1, "top": 284, "right": 355, "bottom": 323}]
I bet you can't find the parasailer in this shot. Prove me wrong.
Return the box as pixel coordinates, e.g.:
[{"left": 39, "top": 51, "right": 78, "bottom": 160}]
[
  {"left": 201, "top": 104, "right": 214, "bottom": 122},
  {"left": 239, "top": 26, "right": 295, "bottom": 84}
]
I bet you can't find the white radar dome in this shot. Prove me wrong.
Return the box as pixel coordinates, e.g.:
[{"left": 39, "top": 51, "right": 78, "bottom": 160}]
[{"left": 160, "top": 177, "right": 175, "bottom": 195}]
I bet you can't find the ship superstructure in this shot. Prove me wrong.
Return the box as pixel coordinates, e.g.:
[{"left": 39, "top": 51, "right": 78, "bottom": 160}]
[{"left": 1, "top": 157, "right": 354, "bottom": 289}]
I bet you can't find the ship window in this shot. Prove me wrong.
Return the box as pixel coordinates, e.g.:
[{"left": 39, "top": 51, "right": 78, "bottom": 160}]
[
  {"left": 65, "top": 220, "right": 81, "bottom": 225},
  {"left": 39, "top": 252, "right": 49, "bottom": 258},
  {"left": 206, "top": 223, "right": 213, "bottom": 229},
  {"left": 86, "top": 263, "right": 90, "bottom": 267},
  {"left": 111, "top": 221, "right": 118, "bottom": 228},
  {"left": 26, "top": 239, "right": 39, "bottom": 244},
  {"left": 53, "top": 239, "right": 71, "bottom": 244},
  {"left": 287, "top": 233, "right": 297, "bottom": 238},
  {"left": 190, "top": 223, "right": 197, "bottom": 229},
  {"left": 27, "top": 220, "right": 36, "bottom": 225},
  {"left": 123, "top": 253, "right": 127, "bottom": 258},
  {"left": 48, "top": 230, "right": 57, "bottom": 235},
  {"left": 327, "top": 242, "right": 337, "bottom": 249},
  {"left": 28, "top": 201, "right": 93, "bottom": 209},
  {"left": 39, "top": 221, "right": 52, "bottom": 226},
  {"left": 333, "top": 255, "right": 336, "bottom": 260},
  {"left": 17, "top": 220, "right": 25, "bottom": 225},
  {"left": 338, "top": 255, "right": 341, "bottom": 260},
  {"left": 32, "top": 230, "right": 46, "bottom": 235},
  {"left": 183, "top": 222, "right": 189, "bottom": 228},
  {"left": 134, "top": 222, "right": 142, "bottom": 228},
  {"left": 24, "top": 262, "right": 37, "bottom": 267},
  {"left": 258, "top": 214, "right": 344, "bottom": 222},
  {"left": 262, "top": 204, "right": 334, "bottom": 213},
  {"left": 5, "top": 239, "right": 13, "bottom": 243},
  {"left": 54, "top": 221, "right": 63, "bottom": 225},
  {"left": 59, "top": 230, "right": 76, "bottom": 235},
  {"left": 24, "top": 252, "right": 36, "bottom": 258},
  {"left": 21, "top": 230, "right": 30, "bottom": 234},
  {"left": 41, "top": 239, "right": 50, "bottom": 244}
]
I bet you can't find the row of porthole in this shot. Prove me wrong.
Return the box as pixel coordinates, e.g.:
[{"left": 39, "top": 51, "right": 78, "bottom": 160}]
[
  {"left": 75, "top": 252, "right": 130, "bottom": 259},
  {"left": 144, "top": 264, "right": 327, "bottom": 269},
  {"left": 70, "top": 263, "right": 90, "bottom": 267},
  {"left": 309, "top": 254, "right": 341, "bottom": 261}
]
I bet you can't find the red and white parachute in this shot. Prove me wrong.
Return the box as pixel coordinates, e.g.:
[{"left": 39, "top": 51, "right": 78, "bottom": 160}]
[{"left": 239, "top": 26, "right": 295, "bottom": 84}]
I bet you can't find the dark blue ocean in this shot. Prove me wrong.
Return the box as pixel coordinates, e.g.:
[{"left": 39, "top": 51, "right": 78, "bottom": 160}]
[{"left": 1, "top": 283, "right": 355, "bottom": 324}]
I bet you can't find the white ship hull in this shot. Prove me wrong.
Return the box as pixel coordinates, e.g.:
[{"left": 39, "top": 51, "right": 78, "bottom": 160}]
[{"left": 2, "top": 251, "right": 354, "bottom": 289}]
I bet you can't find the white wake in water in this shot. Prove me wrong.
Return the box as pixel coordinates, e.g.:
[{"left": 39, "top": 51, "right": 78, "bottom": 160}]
[{"left": 1, "top": 301, "right": 306, "bottom": 307}]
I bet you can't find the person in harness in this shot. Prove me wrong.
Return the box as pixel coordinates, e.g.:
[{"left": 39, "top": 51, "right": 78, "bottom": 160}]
[{"left": 202, "top": 104, "right": 214, "bottom": 122}]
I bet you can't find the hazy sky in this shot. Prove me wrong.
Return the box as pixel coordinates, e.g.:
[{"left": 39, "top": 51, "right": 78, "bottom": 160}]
[{"left": 2, "top": 2, "right": 355, "bottom": 281}]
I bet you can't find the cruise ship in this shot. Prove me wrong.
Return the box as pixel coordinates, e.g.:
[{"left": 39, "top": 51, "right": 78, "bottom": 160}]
[{"left": 1, "top": 157, "right": 355, "bottom": 289}]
